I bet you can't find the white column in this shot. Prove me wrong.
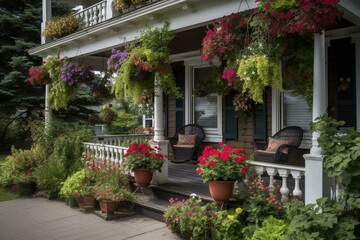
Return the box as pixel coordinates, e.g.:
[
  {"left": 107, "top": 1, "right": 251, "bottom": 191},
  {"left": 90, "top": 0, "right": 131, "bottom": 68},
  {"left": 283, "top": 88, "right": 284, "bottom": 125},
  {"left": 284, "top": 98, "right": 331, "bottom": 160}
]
[
  {"left": 42, "top": 0, "right": 52, "bottom": 124},
  {"left": 151, "top": 77, "right": 168, "bottom": 184},
  {"left": 154, "top": 77, "right": 164, "bottom": 141},
  {"left": 304, "top": 32, "right": 329, "bottom": 205}
]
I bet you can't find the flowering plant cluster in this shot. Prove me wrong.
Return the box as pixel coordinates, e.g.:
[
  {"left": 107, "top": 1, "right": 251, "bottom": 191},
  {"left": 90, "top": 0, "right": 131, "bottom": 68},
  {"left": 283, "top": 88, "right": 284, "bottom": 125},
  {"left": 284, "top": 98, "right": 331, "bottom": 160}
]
[
  {"left": 123, "top": 143, "right": 166, "bottom": 172},
  {"left": 112, "top": 21, "right": 181, "bottom": 104},
  {"left": 107, "top": 48, "right": 129, "bottom": 73},
  {"left": 241, "top": 176, "right": 284, "bottom": 224},
  {"left": 256, "top": 0, "right": 342, "bottom": 36},
  {"left": 92, "top": 161, "right": 134, "bottom": 202},
  {"left": 201, "top": 13, "right": 248, "bottom": 63},
  {"left": 196, "top": 143, "right": 248, "bottom": 182},
  {"left": 163, "top": 195, "right": 245, "bottom": 239},
  {"left": 60, "top": 62, "right": 94, "bottom": 86},
  {"left": 98, "top": 103, "right": 117, "bottom": 124},
  {"left": 232, "top": 91, "right": 254, "bottom": 113},
  {"left": 28, "top": 65, "right": 50, "bottom": 85}
]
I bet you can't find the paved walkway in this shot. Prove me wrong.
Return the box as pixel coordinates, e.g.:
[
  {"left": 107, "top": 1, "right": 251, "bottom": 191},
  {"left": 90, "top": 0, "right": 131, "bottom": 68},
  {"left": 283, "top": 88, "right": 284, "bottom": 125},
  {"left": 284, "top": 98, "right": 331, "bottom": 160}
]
[{"left": 0, "top": 198, "right": 179, "bottom": 240}]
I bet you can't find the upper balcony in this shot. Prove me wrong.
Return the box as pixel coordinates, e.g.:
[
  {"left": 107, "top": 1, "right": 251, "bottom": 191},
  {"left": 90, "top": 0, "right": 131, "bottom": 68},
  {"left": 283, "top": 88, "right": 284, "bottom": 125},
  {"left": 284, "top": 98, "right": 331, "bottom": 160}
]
[{"left": 30, "top": 0, "right": 258, "bottom": 59}]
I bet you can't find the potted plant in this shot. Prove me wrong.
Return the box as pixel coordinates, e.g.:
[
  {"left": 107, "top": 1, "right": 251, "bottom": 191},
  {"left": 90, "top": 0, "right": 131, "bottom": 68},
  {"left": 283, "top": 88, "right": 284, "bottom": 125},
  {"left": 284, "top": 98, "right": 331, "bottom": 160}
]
[
  {"left": 43, "top": 14, "right": 80, "bottom": 39},
  {"left": 59, "top": 169, "right": 86, "bottom": 208},
  {"left": 28, "top": 65, "right": 51, "bottom": 85},
  {"left": 112, "top": 21, "right": 181, "bottom": 104},
  {"left": 98, "top": 104, "right": 117, "bottom": 124},
  {"left": 196, "top": 142, "right": 248, "bottom": 203},
  {"left": 123, "top": 143, "right": 166, "bottom": 187},
  {"left": 93, "top": 166, "right": 134, "bottom": 214}
]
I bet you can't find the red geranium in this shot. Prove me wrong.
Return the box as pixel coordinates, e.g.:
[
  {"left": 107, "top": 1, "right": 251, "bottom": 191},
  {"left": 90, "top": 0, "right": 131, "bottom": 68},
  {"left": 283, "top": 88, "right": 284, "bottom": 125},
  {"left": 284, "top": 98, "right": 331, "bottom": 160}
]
[
  {"left": 196, "top": 143, "right": 248, "bottom": 182},
  {"left": 124, "top": 143, "right": 167, "bottom": 172}
]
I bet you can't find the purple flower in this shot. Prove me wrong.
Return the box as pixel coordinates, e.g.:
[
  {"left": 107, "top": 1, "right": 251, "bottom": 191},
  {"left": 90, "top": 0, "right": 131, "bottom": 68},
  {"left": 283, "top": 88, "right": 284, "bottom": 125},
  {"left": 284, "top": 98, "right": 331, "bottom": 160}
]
[{"left": 107, "top": 49, "right": 129, "bottom": 73}]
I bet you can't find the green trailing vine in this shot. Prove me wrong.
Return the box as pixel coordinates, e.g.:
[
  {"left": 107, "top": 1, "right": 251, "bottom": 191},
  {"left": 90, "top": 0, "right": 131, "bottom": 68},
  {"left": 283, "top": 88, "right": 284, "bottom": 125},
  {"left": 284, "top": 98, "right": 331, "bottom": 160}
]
[
  {"left": 237, "top": 54, "right": 281, "bottom": 103},
  {"left": 311, "top": 114, "right": 360, "bottom": 210},
  {"left": 112, "top": 20, "right": 181, "bottom": 104}
]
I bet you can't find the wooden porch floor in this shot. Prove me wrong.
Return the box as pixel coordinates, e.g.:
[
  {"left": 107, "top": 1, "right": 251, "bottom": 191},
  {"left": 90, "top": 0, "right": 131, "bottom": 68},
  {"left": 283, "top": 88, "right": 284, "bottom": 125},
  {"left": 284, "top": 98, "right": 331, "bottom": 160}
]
[{"left": 164, "top": 162, "right": 211, "bottom": 199}]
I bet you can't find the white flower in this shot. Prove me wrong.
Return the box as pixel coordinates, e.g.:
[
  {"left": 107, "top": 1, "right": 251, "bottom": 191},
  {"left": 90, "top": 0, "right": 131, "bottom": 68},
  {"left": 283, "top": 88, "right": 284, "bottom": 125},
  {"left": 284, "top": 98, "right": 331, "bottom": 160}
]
[
  {"left": 252, "top": 71, "right": 255, "bottom": 75},
  {"left": 190, "top": 193, "right": 198, "bottom": 198}
]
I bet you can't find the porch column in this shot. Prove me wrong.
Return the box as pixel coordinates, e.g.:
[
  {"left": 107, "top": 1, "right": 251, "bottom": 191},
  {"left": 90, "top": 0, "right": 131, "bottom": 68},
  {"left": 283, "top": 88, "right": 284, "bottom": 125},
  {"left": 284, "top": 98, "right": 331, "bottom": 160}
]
[
  {"left": 304, "top": 32, "right": 330, "bottom": 205},
  {"left": 151, "top": 77, "right": 168, "bottom": 184},
  {"left": 42, "top": 0, "right": 52, "bottom": 124}
]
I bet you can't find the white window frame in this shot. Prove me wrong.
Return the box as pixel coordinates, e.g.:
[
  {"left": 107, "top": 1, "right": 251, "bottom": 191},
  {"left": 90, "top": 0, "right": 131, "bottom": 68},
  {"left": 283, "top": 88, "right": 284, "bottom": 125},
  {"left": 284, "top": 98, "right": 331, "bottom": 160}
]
[
  {"left": 183, "top": 56, "right": 223, "bottom": 142},
  {"left": 272, "top": 89, "right": 313, "bottom": 149}
]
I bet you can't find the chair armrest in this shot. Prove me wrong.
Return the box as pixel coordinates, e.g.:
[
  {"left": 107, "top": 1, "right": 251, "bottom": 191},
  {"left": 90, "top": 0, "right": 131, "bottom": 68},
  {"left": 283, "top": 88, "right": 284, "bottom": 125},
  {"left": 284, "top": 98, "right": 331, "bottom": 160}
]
[
  {"left": 169, "top": 137, "right": 178, "bottom": 146},
  {"left": 253, "top": 140, "right": 267, "bottom": 151}
]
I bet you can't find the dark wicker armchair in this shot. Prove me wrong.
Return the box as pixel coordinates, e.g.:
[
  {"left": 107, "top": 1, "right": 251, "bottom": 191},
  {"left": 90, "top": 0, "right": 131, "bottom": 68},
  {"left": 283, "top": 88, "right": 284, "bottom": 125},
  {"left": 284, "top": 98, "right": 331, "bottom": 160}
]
[
  {"left": 169, "top": 124, "right": 205, "bottom": 163},
  {"left": 254, "top": 126, "right": 303, "bottom": 165}
]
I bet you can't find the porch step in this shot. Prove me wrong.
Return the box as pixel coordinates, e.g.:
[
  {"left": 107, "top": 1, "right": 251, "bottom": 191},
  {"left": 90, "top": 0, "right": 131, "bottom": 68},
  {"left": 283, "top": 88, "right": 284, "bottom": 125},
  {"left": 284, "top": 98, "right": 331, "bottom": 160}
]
[
  {"left": 133, "top": 184, "right": 241, "bottom": 222},
  {"left": 133, "top": 195, "right": 168, "bottom": 222}
]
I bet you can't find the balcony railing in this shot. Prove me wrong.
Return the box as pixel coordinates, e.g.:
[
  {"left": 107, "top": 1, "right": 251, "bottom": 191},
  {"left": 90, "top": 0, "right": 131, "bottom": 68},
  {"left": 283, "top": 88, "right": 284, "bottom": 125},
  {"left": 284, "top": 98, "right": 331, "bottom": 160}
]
[
  {"left": 249, "top": 161, "right": 305, "bottom": 201},
  {"left": 75, "top": 0, "right": 107, "bottom": 30},
  {"left": 92, "top": 134, "right": 153, "bottom": 146}
]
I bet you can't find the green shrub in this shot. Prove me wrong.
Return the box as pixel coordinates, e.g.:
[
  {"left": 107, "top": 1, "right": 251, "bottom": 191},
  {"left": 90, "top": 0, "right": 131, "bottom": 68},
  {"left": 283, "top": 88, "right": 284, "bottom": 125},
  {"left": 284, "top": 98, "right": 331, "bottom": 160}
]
[
  {"left": 244, "top": 216, "right": 287, "bottom": 240},
  {"left": 59, "top": 169, "right": 85, "bottom": 198},
  {"left": 34, "top": 123, "right": 92, "bottom": 196},
  {"left": 0, "top": 144, "right": 46, "bottom": 187}
]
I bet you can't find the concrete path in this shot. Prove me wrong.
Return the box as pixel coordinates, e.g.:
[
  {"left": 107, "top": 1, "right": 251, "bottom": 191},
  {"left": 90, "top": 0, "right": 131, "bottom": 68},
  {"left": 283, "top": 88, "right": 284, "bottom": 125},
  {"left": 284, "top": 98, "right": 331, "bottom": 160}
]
[{"left": 0, "top": 198, "right": 179, "bottom": 240}]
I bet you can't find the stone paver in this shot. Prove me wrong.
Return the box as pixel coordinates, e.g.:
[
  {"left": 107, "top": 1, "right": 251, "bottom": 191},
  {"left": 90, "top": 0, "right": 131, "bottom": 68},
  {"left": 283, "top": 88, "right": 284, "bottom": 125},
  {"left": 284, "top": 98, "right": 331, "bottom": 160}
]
[{"left": 0, "top": 198, "right": 179, "bottom": 240}]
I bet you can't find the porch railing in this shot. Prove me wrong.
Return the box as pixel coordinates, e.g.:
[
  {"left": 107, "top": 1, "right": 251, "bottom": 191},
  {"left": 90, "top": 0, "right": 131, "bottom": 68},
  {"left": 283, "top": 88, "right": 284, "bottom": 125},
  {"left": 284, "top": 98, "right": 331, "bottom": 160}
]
[
  {"left": 92, "top": 134, "right": 153, "bottom": 146},
  {"left": 83, "top": 142, "right": 128, "bottom": 165},
  {"left": 249, "top": 161, "right": 305, "bottom": 201},
  {"left": 75, "top": 0, "right": 107, "bottom": 30}
]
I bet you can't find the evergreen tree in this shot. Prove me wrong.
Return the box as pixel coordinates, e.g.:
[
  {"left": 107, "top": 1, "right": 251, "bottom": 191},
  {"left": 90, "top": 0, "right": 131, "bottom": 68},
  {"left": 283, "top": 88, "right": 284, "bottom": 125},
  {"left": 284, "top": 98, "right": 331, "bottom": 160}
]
[
  {"left": 0, "top": 1, "right": 105, "bottom": 149},
  {"left": 0, "top": 0, "right": 43, "bottom": 113}
]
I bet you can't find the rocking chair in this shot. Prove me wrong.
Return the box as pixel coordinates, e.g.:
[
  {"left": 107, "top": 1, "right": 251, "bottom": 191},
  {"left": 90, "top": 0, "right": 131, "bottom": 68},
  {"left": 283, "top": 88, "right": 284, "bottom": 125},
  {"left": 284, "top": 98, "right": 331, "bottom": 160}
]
[
  {"left": 254, "top": 126, "right": 303, "bottom": 165},
  {"left": 169, "top": 124, "right": 205, "bottom": 164}
]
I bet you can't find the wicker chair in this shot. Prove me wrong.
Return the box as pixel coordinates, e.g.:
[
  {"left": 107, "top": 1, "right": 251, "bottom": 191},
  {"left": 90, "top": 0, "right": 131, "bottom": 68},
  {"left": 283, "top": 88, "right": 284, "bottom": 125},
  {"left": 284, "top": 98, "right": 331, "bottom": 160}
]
[
  {"left": 169, "top": 124, "right": 205, "bottom": 164},
  {"left": 254, "top": 126, "right": 303, "bottom": 165}
]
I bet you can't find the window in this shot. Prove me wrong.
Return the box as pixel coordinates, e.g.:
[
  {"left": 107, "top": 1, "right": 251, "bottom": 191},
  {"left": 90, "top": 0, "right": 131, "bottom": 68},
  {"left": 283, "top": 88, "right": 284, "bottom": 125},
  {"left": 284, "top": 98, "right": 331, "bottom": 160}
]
[
  {"left": 183, "top": 57, "right": 223, "bottom": 142},
  {"left": 272, "top": 89, "right": 312, "bottom": 149}
]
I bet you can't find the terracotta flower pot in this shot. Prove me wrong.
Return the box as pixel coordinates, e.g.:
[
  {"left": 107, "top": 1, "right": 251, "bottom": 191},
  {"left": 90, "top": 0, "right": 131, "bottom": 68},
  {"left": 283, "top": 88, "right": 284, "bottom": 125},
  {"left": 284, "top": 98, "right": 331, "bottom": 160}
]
[
  {"left": 134, "top": 169, "right": 153, "bottom": 187},
  {"left": 83, "top": 194, "right": 95, "bottom": 207},
  {"left": 74, "top": 195, "right": 85, "bottom": 208},
  {"left": 208, "top": 180, "right": 235, "bottom": 203},
  {"left": 99, "top": 200, "right": 117, "bottom": 214}
]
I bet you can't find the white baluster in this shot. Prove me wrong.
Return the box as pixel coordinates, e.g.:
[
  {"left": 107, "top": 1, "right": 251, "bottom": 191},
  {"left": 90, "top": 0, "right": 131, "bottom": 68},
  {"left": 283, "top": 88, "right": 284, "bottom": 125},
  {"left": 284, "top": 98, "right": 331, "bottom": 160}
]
[
  {"left": 91, "top": 6, "right": 98, "bottom": 25},
  {"left": 84, "top": 11, "right": 89, "bottom": 28},
  {"left": 97, "top": 4, "right": 103, "bottom": 23},
  {"left": 106, "top": 146, "right": 110, "bottom": 162},
  {"left": 265, "top": 167, "right": 276, "bottom": 195},
  {"left": 255, "top": 166, "right": 265, "bottom": 179},
  {"left": 114, "top": 149, "right": 119, "bottom": 165},
  {"left": 101, "top": 2, "right": 106, "bottom": 21},
  {"left": 278, "top": 169, "right": 290, "bottom": 201},
  {"left": 291, "top": 170, "right": 303, "bottom": 199}
]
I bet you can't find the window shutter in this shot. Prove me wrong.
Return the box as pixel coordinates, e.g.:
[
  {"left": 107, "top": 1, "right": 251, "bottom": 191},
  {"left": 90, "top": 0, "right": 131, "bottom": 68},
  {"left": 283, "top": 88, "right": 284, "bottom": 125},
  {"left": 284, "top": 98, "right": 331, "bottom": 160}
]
[
  {"left": 283, "top": 92, "right": 312, "bottom": 132},
  {"left": 253, "top": 102, "right": 267, "bottom": 141},
  {"left": 163, "top": 95, "right": 168, "bottom": 137},
  {"left": 224, "top": 93, "right": 238, "bottom": 140},
  {"left": 174, "top": 66, "right": 185, "bottom": 133}
]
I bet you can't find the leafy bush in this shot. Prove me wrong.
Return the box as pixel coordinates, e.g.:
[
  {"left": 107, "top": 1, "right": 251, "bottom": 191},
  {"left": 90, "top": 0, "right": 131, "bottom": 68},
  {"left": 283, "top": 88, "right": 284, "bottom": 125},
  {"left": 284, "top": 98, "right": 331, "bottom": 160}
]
[
  {"left": 245, "top": 216, "right": 287, "bottom": 240},
  {"left": 33, "top": 123, "right": 92, "bottom": 196},
  {"left": 284, "top": 198, "right": 354, "bottom": 240},
  {"left": 0, "top": 144, "right": 46, "bottom": 187},
  {"left": 59, "top": 169, "right": 85, "bottom": 198}
]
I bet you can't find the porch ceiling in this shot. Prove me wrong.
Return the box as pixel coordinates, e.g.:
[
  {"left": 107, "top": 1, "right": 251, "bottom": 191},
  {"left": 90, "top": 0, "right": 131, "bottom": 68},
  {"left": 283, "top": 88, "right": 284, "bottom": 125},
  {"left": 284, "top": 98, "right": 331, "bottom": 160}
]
[
  {"left": 28, "top": 0, "right": 257, "bottom": 60},
  {"left": 340, "top": 0, "right": 360, "bottom": 25}
]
